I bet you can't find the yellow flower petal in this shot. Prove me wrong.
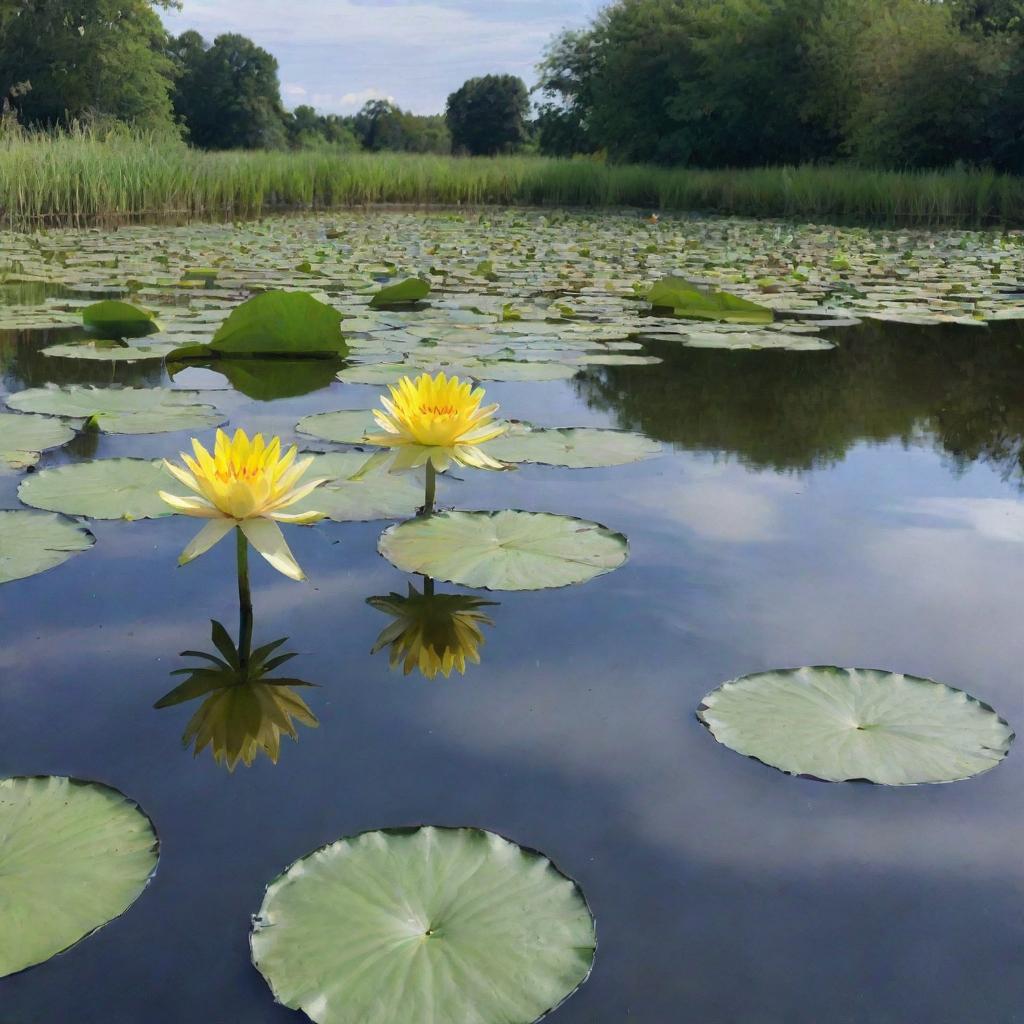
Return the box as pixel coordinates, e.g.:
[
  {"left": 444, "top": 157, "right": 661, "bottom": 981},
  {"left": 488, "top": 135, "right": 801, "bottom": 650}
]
[
  {"left": 240, "top": 518, "right": 306, "bottom": 581},
  {"left": 178, "top": 519, "right": 236, "bottom": 564}
]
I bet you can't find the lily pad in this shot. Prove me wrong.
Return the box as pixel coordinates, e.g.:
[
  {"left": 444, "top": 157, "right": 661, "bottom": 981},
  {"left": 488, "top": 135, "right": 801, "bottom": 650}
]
[
  {"left": 82, "top": 300, "right": 161, "bottom": 339},
  {"left": 0, "top": 776, "right": 159, "bottom": 977},
  {"left": 6, "top": 386, "right": 224, "bottom": 435},
  {"left": 677, "top": 330, "right": 834, "bottom": 351},
  {"left": 487, "top": 424, "right": 662, "bottom": 468},
  {"left": 698, "top": 666, "right": 1014, "bottom": 785},
  {"left": 295, "top": 409, "right": 378, "bottom": 446},
  {"left": 647, "top": 277, "right": 774, "bottom": 323},
  {"left": 336, "top": 363, "right": 411, "bottom": 385},
  {"left": 180, "top": 291, "right": 346, "bottom": 357},
  {"left": 369, "top": 278, "right": 430, "bottom": 307},
  {"left": 0, "top": 413, "right": 76, "bottom": 469},
  {"left": 0, "top": 511, "right": 95, "bottom": 583},
  {"left": 18, "top": 459, "right": 171, "bottom": 520},
  {"left": 292, "top": 452, "right": 427, "bottom": 521},
  {"left": 378, "top": 510, "right": 629, "bottom": 591},
  {"left": 250, "top": 826, "right": 595, "bottom": 1024}
]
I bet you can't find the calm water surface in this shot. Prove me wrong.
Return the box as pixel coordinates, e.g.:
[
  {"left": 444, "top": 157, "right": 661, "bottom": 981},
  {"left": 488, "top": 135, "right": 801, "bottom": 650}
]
[{"left": 1, "top": 314, "right": 1022, "bottom": 1023}]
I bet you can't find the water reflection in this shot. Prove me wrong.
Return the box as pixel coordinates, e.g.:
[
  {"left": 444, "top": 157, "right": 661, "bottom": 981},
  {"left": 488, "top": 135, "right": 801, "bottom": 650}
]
[
  {"left": 166, "top": 356, "right": 345, "bottom": 401},
  {"left": 367, "top": 577, "right": 498, "bottom": 680},
  {"left": 578, "top": 319, "right": 1024, "bottom": 482},
  {"left": 155, "top": 610, "right": 318, "bottom": 772}
]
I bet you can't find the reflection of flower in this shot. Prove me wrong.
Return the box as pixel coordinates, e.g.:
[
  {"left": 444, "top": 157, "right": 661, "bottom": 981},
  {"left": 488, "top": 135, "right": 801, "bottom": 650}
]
[
  {"left": 155, "top": 621, "right": 318, "bottom": 772},
  {"left": 368, "top": 581, "right": 497, "bottom": 679},
  {"left": 159, "top": 428, "right": 327, "bottom": 580},
  {"left": 366, "top": 372, "right": 507, "bottom": 473}
]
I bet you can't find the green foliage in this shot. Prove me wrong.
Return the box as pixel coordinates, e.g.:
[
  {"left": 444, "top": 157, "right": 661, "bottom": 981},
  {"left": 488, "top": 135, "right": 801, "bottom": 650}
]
[
  {"left": 351, "top": 99, "right": 451, "bottom": 154},
  {"left": 169, "top": 31, "right": 287, "bottom": 149},
  {"left": 0, "top": 0, "right": 177, "bottom": 132},
  {"left": 446, "top": 75, "right": 530, "bottom": 156},
  {"left": 537, "top": 0, "right": 1024, "bottom": 171}
]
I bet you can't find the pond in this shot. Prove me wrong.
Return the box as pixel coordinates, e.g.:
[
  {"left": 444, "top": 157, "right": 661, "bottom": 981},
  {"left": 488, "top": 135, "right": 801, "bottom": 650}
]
[{"left": 0, "top": 211, "right": 1022, "bottom": 1023}]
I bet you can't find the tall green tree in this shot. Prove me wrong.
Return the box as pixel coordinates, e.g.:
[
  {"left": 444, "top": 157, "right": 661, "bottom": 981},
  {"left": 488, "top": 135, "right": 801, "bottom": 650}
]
[
  {"left": 169, "top": 31, "right": 287, "bottom": 149},
  {"left": 445, "top": 75, "right": 529, "bottom": 155},
  {"left": 0, "top": 0, "right": 177, "bottom": 130}
]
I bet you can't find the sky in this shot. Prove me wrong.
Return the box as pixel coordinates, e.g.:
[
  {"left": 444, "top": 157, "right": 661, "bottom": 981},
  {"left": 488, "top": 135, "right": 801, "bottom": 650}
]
[{"left": 162, "top": 0, "right": 607, "bottom": 117}]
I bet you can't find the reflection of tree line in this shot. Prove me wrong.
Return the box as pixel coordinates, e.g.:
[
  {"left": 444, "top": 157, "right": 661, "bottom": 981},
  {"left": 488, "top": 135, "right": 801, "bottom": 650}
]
[{"left": 576, "top": 319, "right": 1024, "bottom": 482}]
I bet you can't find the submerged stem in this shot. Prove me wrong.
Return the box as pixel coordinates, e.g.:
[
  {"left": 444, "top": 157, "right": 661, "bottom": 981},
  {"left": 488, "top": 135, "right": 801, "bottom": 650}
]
[
  {"left": 423, "top": 461, "right": 436, "bottom": 516},
  {"left": 236, "top": 526, "right": 253, "bottom": 675}
]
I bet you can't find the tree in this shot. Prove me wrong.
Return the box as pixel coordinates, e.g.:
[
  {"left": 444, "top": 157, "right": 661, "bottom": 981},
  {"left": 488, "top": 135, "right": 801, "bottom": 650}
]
[
  {"left": 0, "top": 0, "right": 177, "bottom": 131},
  {"left": 351, "top": 99, "right": 450, "bottom": 153},
  {"left": 445, "top": 75, "right": 529, "bottom": 155},
  {"left": 169, "top": 31, "right": 287, "bottom": 149}
]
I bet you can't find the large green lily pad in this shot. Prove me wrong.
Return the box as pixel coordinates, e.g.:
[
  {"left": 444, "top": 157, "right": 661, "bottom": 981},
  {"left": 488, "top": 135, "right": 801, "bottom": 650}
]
[
  {"left": 487, "top": 424, "right": 662, "bottom": 468},
  {"left": 378, "top": 510, "right": 629, "bottom": 590},
  {"left": 0, "top": 776, "right": 159, "bottom": 977},
  {"left": 0, "top": 510, "right": 95, "bottom": 583},
  {"left": 6, "top": 386, "right": 223, "bottom": 435},
  {"left": 698, "top": 666, "right": 1014, "bottom": 785},
  {"left": 250, "top": 825, "right": 595, "bottom": 1024},
  {"left": 82, "top": 300, "right": 161, "bottom": 339},
  {"left": 18, "top": 459, "right": 172, "bottom": 520},
  {"left": 202, "top": 290, "right": 346, "bottom": 356},
  {"left": 647, "top": 277, "right": 774, "bottom": 323},
  {"left": 369, "top": 277, "right": 430, "bottom": 307},
  {"left": 292, "top": 452, "right": 427, "bottom": 521},
  {"left": 0, "top": 413, "right": 76, "bottom": 469}
]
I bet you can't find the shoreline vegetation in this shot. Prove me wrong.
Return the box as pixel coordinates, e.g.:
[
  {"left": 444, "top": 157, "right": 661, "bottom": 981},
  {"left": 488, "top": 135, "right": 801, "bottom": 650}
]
[{"left": 3, "top": 132, "right": 1024, "bottom": 231}]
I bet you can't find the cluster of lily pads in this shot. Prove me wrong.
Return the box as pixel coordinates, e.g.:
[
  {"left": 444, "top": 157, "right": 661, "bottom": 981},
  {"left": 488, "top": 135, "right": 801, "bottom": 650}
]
[{"left": 0, "top": 211, "right": 1019, "bottom": 1024}]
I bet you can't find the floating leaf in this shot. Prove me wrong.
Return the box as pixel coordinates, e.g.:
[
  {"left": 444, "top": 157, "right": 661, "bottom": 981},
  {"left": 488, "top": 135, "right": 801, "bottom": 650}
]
[
  {"left": 647, "top": 277, "right": 773, "bottom": 323},
  {"left": 177, "top": 291, "right": 346, "bottom": 357},
  {"left": 291, "top": 452, "right": 427, "bottom": 522},
  {"left": 369, "top": 278, "right": 430, "bottom": 308},
  {"left": 487, "top": 424, "right": 662, "bottom": 468},
  {"left": 251, "top": 826, "right": 595, "bottom": 1024},
  {"left": 0, "top": 413, "right": 75, "bottom": 469},
  {"left": 0, "top": 510, "right": 94, "bottom": 582},
  {"left": 6, "top": 385, "right": 223, "bottom": 435},
  {"left": 295, "top": 409, "right": 378, "bottom": 445},
  {"left": 19, "top": 459, "right": 171, "bottom": 520},
  {"left": 41, "top": 336, "right": 180, "bottom": 362},
  {"left": 379, "top": 510, "right": 629, "bottom": 591},
  {"left": 0, "top": 776, "right": 158, "bottom": 977},
  {"left": 82, "top": 300, "right": 161, "bottom": 339},
  {"left": 675, "top": 329, "right": 834, "bottom": 351},
  {"left": 698, "top": 666, "right": 1014, "bottom": 785},
  {"left": 335, "top": 362, "right": 411, "bottom": 385}
]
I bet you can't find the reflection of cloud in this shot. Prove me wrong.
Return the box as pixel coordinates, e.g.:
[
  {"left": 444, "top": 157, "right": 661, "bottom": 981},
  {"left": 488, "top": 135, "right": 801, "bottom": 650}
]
[{"left": 898, "top": 497, "right": 1024, "bottom": 543}]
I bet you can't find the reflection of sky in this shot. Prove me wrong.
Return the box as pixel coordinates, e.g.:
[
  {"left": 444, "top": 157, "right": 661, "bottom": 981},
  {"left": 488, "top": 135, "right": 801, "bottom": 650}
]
[{"left": 1, "top": 369, "right": 1023, "bottom": 1022}]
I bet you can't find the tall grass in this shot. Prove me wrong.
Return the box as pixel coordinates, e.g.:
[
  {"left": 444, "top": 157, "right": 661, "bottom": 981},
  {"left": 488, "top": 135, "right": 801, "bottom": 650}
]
[{"left": 3, "top": 127, "right": 1024, "bottom": 229}]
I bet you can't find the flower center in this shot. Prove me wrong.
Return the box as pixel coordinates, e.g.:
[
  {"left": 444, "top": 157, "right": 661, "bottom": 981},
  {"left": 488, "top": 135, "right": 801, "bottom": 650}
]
[{"left": 419, "top": 403, "right": 457, "bottom": 419}]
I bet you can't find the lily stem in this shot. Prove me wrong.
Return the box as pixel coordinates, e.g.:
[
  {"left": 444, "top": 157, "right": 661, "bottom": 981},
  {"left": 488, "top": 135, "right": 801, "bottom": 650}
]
[
  {"left": 236, "top": 526, "right": 253, "bottom": 675},
  {"left": 423, "top": 461, "right": 436, "bottom": 516}
]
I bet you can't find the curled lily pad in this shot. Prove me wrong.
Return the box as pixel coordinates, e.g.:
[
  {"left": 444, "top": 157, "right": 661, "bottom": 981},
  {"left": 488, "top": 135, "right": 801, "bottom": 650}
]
[
  {"left": 250, "top": 826, "right": 595, "bottom": 1024},
  {"left": 0, "top": 510, "right": 94, "bottom": 582},
  {"left": 378, "top": 510, "right": 629, "bottom": 591},
  {"left": 82, "top": 300, "right": 161, "bottom": 339},
  {"left": 291, "top": 452, "right": 427, "bottom": 522},
  {"left": 698, "top": 666, "right": 1014, "bottom": 785},
  {"left": 487, "top": 424, "right": 662, "bottom": 468},
  {"left": 647, "top": 277, "right": 774, "bottom": 323},
  {"left": 369, "top": 278, "right": 430, "bottom": 307},
  {"left": 6, "top": 385, "right": 223, "bottom": 435},
  {"left": 0, "top": 413, "right": 76, "bottom": 469},
  {"left": 0, "top": 776, "right": 159, "bottom": 977},
  {"left": 18, "top": 459, "right": 171, "bottom": 520}
]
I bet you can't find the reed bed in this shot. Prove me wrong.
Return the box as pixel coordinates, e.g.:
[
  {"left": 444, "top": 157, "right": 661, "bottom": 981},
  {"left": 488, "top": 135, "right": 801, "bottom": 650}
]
[{"left": 3, "top": 129, "right": 1023, "bottom": 228}]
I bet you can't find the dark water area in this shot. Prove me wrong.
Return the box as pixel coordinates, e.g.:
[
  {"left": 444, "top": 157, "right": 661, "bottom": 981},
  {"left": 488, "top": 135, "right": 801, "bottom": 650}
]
[{"left": 1, "top": 316, "right": 1022, "bottom": 1023}]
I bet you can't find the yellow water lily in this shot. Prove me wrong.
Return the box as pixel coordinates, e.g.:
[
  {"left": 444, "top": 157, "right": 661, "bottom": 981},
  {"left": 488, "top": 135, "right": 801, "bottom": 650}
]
[
  {"left": 159, "top": 428, "right": 327, "bottom": 581},
  {"left": 366, "top": 371, "right": 507, "bottom": 473},
  {"left": 368, "top": 581, "right": 497, "bottom": 680}
]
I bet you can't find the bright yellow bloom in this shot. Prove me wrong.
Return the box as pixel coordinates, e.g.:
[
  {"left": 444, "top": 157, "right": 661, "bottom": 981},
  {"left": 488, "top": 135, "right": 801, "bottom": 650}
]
[
  {"left": 159, "top": 428, "right": 327, "bottom": 581},
  {"left": 366, "top": 371, "right": 507, "bottom": 473},
  {"left": 368, "top": 582, "right": 497, "bottom": 679}
]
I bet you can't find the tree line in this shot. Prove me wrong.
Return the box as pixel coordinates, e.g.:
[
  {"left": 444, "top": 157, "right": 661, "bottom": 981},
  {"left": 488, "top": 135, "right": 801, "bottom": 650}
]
[
  {"left": 3, "top": 0, "right": 1024, "bottom": 169},
  {"left": 0, "top": 1, "right": 530, "bottom": 154},
  {"left": 535, "top": 0, "right": 1024, "bottom": 170}
]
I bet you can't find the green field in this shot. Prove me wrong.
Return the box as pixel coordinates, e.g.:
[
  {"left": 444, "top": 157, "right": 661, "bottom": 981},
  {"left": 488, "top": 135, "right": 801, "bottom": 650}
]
[{"left": 3, "top": 130, "right": 1024, "bottom": 229}]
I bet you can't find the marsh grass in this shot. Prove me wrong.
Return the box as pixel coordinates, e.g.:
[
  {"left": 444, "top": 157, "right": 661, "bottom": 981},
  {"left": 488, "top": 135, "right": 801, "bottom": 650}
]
[{"left": 3, "top": 127, "right": 1024, "bottom": 228}]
